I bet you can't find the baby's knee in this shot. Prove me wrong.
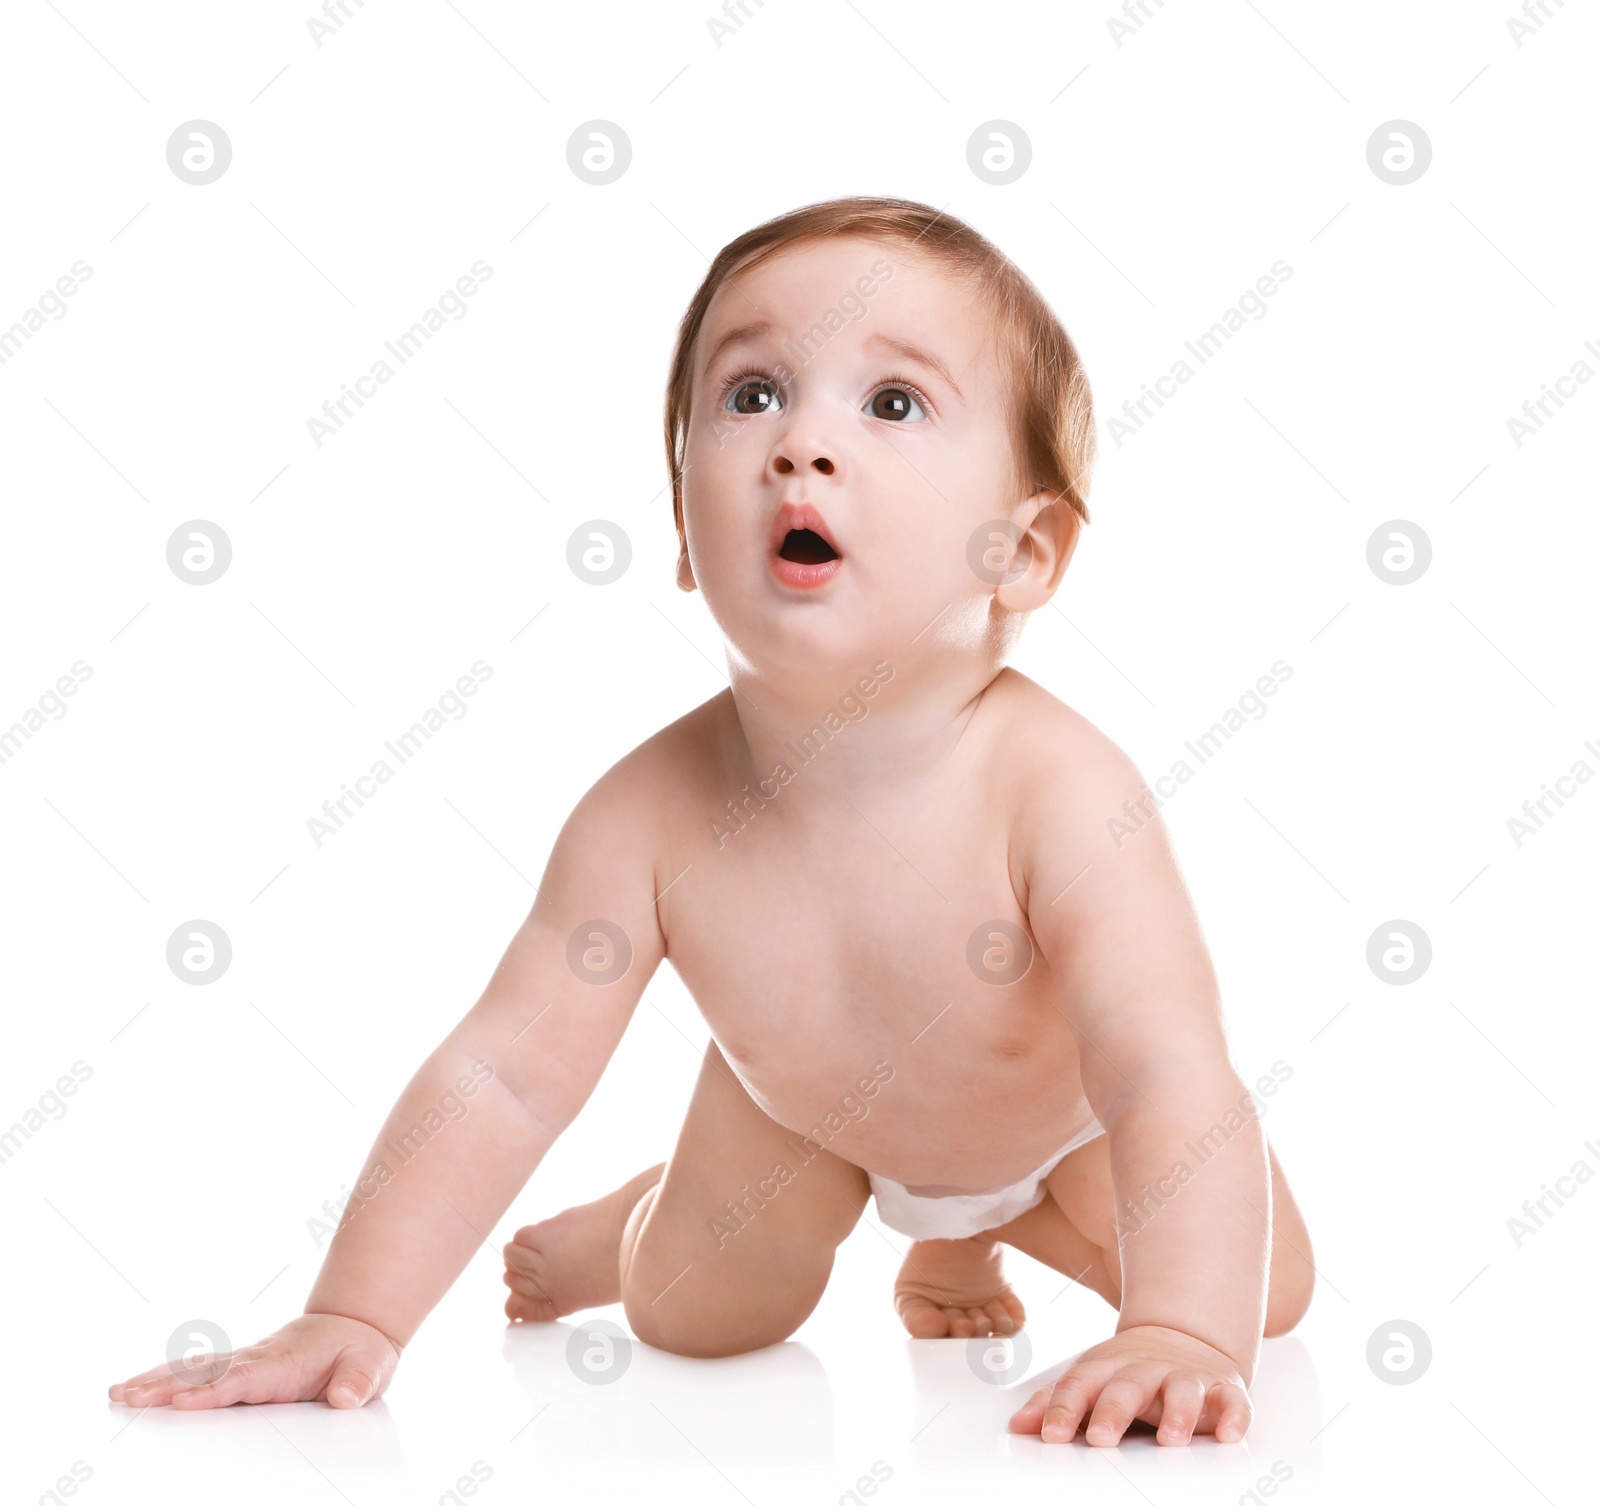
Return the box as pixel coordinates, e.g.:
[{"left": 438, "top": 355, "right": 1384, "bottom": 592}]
[
  {"left": 620, "top": 1224, "right": 831, "bottom": 1357},
  {"left": 1263, "top": 1250, "right": 1314, "bottom": 1337},
  {"left": 621, "top": 1271, "right": 808, "bottom": 1359}
]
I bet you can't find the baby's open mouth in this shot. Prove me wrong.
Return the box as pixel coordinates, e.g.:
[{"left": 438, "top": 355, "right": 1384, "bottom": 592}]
[{"left": 777, "top": 528, "right": 840, "bottom": 565}]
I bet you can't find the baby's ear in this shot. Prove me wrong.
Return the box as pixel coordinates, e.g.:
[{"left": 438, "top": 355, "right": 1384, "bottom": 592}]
[
  {"left": 676, "top": 545, "right": 698, "bottom": 593},
  {"left": 993, "top": 488, "right": 1081, "bottom": 613}
]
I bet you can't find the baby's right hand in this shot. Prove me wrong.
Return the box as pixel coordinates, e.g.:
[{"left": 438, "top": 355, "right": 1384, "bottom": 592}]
[{"left": 108, "top": 1312, "right": 402, "bottom": 1410}]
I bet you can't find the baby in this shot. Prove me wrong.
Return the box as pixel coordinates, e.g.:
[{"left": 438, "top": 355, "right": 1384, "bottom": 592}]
[{"left": 109, "top": 195, "right": 1314, "bottom": 1447}]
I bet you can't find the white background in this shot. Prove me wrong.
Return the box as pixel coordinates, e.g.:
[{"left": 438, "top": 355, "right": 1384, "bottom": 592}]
[{"left": 2, "top": 1, "right": 1596, "bottom": 1502}]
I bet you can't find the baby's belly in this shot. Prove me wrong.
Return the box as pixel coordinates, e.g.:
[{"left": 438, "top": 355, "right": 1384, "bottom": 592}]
[{"left": 705, "top": 994, "right": 1098, "bottom": 1195}]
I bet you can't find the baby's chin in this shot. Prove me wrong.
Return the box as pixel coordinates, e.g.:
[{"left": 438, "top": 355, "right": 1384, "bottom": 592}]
[
  {"left": 731, "top": 622, "right": 876, "bottom": 679},
  {"left": 712, "top": 604, "right": 881, "bottom": 677},
  {"left": 713, "top": 607, "right": 933, "bottom": 684}
]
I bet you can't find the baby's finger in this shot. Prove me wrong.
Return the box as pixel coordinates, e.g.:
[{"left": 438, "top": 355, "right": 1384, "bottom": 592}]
[
  {"left": 1154, "top": 1371, "right": 1209, "bottom": 1445},
  {"left": 117, "top": 1374, "right": 183, "bottom": 1408},
  {"left": 1038, "top": 1362, "right": 1114, "bottom": 1443},
  {"left": 110, "top": 1359, "right": 194, "bottom": 1401},
  {"left": 1083, "top": 1364, "right": 1166, "bottom": 1447},
  {"left": 1008, "top": 1383, "right": 1054, "bottom": 1432},
  {"left": 1203, "top": 1380, "right": 1252, "bottom": 1443},
  {"left": 119, "top": 1353, "right": 235, "bottom": 1408},
  {"left": 167, "top": 1357, "right": 270, "bottom": 1409},
  {"left": 325, "top": 1348, "right": 387, "bottom": 1408}
]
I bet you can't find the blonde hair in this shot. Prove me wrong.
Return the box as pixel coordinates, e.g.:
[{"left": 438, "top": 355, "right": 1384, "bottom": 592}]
[{"left": 662, "top": 195, "right": 1096, "bottom": 553}]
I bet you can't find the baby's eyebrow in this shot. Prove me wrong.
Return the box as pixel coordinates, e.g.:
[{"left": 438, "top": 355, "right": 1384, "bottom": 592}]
[
  {"left": 703, "top": 320, "right": 776, "bottom": 375},
  {"left": 701, "top": 321, "right": 964, "bottom": 402},
  {"left": 863, "top": 332, "right": 963, "bottom": 403}
]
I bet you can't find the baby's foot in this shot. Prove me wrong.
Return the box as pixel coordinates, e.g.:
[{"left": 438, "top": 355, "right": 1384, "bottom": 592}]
[
  {"left": 894, "top": 1236, "right": 1027, "bottom": 1338},
  {"left": 503, "top": 1163, "right": 665, "bottom": 1322}
]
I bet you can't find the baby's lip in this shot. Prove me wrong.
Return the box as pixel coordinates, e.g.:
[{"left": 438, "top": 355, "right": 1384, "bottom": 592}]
[{"left": 770, "top": 501, "right": 843, "bottom": 557}]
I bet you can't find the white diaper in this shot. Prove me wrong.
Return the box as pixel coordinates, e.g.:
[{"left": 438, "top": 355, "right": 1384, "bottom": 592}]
[{"left": 868, "top": 1117, "right": 1106, "bottom": 1241}]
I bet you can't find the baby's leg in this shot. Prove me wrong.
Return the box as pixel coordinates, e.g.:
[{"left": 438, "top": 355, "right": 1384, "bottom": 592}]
[
  {"left": 621, "top": 1039, "right": 872, "bottom": 1355},
  {"left": 504, "top": 1163, "right": 668, "bottom": 1323},
  {"left": 511, "top": 1038, "right": 871, "bottom": 1358}
]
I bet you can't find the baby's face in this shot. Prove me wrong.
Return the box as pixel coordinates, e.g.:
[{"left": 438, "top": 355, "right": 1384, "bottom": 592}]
[{"left": 681, "top": 235, "right": 1030, "bottom": 682}]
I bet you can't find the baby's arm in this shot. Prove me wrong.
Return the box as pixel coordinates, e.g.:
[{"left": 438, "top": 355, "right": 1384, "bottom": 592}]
[
  {"left": 109, "top": 757, "right": 667, "bottom": 1408},
  {"left": 1006, "top": 735, "right": 1266, "bottom": 1446}
]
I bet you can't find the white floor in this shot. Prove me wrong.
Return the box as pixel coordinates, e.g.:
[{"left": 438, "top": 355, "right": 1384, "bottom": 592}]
[{"left": 17, "top": 1198, "right": 1592, "bottom": 1505}]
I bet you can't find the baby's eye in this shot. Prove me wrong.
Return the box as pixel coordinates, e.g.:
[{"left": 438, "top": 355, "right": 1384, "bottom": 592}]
[
  {"left": 865, "top": 385, "right": 928, "bottom": 422},
  {"left": 723, "top": 379, "right": 781, "bottom": 416},
  {"left": 719, "top": 375, "right": 930, "bottom": 421}
]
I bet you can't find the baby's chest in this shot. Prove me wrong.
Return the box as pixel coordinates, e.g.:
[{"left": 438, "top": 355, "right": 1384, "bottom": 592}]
[{"left": 656, "top": 809, "right": 1069, "bottom": 1094}]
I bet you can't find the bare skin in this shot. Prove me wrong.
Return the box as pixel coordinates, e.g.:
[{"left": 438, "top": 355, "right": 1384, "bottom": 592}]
[
  {"left": 506, "top": 1120, "right": 1312, "bottom": 1343},
  {"left": 110, "top": 232, "right": 1316, "bottom": 1449}
]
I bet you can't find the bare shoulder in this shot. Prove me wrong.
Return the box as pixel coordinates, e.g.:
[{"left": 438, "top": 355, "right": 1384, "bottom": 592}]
[
  {"left": 560, "top": 691, "right": 716, "bottom": 825},
  {"left": 986, "top": 668, "right": 1142, "bottom": 798},
  {"left": 985, "top": 669, "right": 1166, "bottom": 908},
  {"left": 541, "top": 692, "right": 723, "bottom": 927}
]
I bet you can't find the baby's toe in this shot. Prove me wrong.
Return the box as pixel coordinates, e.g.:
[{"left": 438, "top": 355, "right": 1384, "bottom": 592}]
[
  {"left": 977, "top": 1304, "right": 1014, "bottom": 1337},
  {"left": 945, "top": 1308, "right": 981, "bottom": 1338},
  {"left": 965, "top": 1304, "right": 1014, "bottom": 1337},
  {"left": 895, "top": 1291, "right": 957, "bottom": 1338},
  {"left": 986, "top": 1293, "right": 1026, "bottom": 1334},
  {"left": 503, "top": 1272, "right": 558, "bottom": 1322}
]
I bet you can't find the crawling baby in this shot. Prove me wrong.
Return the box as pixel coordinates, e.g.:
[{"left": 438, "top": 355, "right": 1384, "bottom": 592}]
[{"left": 110, "top": 195, "right": 1314, "bottom": 1447}]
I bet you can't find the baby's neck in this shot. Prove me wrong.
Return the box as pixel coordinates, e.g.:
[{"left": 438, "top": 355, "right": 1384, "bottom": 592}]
[{"left": 718, "top": 652, "right": 1005, "bottom": 810}]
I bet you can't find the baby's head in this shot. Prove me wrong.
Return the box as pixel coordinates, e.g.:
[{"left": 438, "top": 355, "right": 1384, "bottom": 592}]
[{"left": 663, "top": 197, "right": 1096, "bottom": 685}]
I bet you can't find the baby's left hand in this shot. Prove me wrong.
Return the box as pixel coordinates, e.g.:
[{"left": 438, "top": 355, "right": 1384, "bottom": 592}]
[{"left": 1007, "top": 1324, "right": 1252, "bottom": 1446}]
